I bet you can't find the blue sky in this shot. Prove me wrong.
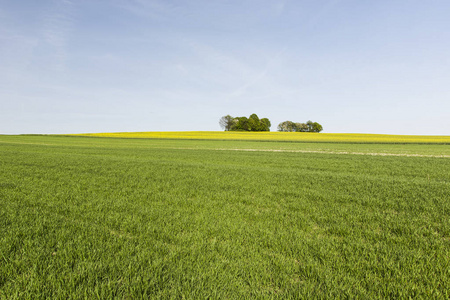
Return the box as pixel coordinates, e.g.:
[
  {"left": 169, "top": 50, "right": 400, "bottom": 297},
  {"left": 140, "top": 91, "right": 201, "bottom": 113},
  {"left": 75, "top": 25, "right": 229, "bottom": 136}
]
[{"left": 1, "top": 0, "right": 449, "bottom": 134}]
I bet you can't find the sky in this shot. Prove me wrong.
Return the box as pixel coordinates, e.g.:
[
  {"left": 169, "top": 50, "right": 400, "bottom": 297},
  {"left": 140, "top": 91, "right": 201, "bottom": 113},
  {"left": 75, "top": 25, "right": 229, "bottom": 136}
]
[{"left": 1, "top": 0, "right": 449, "bottom": 135}]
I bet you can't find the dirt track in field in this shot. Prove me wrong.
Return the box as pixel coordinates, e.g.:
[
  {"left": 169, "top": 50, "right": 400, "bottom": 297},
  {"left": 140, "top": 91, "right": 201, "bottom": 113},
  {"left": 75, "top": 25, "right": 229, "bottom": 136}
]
[{"left": 205, "top": 148, "right": 450, "bottom": 158}]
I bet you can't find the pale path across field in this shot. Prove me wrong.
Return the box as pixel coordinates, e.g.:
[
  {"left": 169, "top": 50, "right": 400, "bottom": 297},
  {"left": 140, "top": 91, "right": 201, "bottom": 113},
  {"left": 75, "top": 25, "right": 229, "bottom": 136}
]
[{"left": 180, "top": 147, "right": 450, "bottom": 158}]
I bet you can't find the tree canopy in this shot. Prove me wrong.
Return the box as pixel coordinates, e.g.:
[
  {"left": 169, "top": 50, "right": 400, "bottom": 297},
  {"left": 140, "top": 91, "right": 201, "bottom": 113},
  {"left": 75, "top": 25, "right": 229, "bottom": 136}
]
[
  {"left": 219, "top": 114, "right": 271, "bottom": 131},
  {"left": 278, "top": 120, "right": 323, "bottom": 132},
  {"left": 219, "top": 115, "right": 234, "bottom": 131}
]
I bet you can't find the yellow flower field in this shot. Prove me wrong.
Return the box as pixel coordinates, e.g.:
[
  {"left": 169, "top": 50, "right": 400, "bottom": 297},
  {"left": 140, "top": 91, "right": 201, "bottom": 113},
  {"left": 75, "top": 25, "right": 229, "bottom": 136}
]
[{"left": 73, "top": 131, "right": 450, "bottom": 144}]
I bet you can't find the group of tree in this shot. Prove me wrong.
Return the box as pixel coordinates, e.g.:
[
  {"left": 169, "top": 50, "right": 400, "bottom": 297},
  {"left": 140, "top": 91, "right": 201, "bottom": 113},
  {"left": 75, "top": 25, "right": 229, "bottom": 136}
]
[
  {"left": 277, "top": 120, "right": 323, "bottom": 132},
  {"left": 219, "top": 114, "right": 271, "bottom": 131}
]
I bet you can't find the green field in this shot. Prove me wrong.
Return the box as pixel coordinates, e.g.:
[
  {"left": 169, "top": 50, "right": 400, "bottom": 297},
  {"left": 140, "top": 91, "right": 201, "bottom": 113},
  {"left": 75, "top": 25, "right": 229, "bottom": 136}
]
[{"left": 1, "top": 135, "right": 449, "bottom": 298}]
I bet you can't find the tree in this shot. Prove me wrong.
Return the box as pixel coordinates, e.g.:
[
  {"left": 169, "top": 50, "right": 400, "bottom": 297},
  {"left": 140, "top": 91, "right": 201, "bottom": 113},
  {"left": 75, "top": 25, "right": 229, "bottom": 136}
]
[
  {"left": 220, "top": 114, "right": 271, "bottom": 131},
  {"left": 260, "top": 118, "right": 271, "bottom": 131},
  {"left": 278, "top": 120, "right": 323, "bottom": 132},
  {"left": 277, "top": 121, "right": 286, "bottom": 132},
  {"left": 234, "top": 116, "right": 250, "bottom": 131},
  {"left": 219, "top": 115, "right": 235, "bottom": 131},
  {"left": 295, "top": 122, "right": 308, "bottom": 132},
  {"left": 312, "top": 122, "right": 323, "bottom": 133},
  {"left": 277, "top": 121, "right": 296, "bottom": 132},
  {"left": 306, "top": 120, "right": 314, "bottom": 132},
  {"left": 248, "top": 114, "right": 260, "bottom": 131}
]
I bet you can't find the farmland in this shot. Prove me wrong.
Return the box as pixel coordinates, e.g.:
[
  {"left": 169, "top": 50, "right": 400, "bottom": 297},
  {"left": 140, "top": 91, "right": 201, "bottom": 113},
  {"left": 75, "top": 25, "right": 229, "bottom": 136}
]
[
  {"left": 1, "top": 134, "right": 449, "bottom": 298},
  {"left": 74, "top": 130, "right": 450, "bottom": 144}
]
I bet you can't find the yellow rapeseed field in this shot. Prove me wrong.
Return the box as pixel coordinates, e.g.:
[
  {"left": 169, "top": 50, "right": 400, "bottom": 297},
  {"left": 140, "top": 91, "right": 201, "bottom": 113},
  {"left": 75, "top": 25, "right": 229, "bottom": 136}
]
[{"left": 73, "top": 131, "right": 450, "bottom": 144}]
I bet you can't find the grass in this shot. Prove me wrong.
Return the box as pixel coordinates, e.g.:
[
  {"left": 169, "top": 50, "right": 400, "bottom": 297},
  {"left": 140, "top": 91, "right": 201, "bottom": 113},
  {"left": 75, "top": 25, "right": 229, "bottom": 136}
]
[{"left": 1, "top": 134, "right": 449, "bottom": 298}]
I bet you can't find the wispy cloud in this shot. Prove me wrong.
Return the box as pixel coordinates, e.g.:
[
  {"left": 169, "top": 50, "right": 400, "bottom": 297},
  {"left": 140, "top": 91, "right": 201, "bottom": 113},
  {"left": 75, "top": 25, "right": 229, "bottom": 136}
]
[
  {"left": 183, "top": 39, "right": 296, "bottom": 106},
  {"left": 230, "top": 47, "right": 288, "bottom": 97},
  {"left": 41, "top": 0, "right": 76, "bottom": 71},
  {"left": 307, "top": 0, "right": 342, "bottom": 28},
  {"left": 114, "top": 0, "right": 182, "bottom": 20},
  {"left": 185, "top": 40, "right": 259, "bottom": 89},
  {"left": 273, "top": 0, "right": 287, "bottom": 17},
  {"left": 0, "top": 8, "right": 38, "bottom": 88}
]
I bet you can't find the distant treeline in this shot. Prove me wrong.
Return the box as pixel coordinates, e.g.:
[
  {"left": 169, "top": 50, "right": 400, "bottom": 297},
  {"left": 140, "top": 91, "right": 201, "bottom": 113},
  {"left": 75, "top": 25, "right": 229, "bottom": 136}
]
[
  {"left": 277, "top": 120, "right": 323, "bottom": 132},
  {"left": 219, "top": 114, "right": 271, "bottom": 131},
  {"left": 220, "top": 114, "right": 323, "bottom": 132}
]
